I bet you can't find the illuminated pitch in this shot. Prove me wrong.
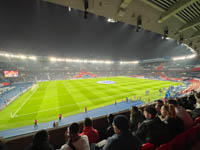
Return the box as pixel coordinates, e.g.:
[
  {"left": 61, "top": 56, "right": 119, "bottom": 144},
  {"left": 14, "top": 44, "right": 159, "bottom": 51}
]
[{"left": 0, "top": 77, "right": 181, "bottom": 130}]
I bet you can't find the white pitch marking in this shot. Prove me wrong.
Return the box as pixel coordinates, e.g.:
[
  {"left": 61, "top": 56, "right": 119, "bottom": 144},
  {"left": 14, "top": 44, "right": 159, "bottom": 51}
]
[
  {"left": 13, "top": 90, "right": 136, "bottom": 118},
  {"left": 12, "top": 84, "right": 39, "bottom": 118}
]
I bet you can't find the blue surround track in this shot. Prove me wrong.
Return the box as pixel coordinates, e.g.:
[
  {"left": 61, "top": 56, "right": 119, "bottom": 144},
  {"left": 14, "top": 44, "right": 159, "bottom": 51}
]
[{"left": 0, "top": 100, "right": 145, "bottom": 138}]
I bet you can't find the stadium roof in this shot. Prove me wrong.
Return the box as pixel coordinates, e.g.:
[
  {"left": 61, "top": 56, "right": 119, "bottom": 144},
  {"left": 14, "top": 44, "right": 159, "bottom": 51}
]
[
  {"left": 45, "top": 0, "right": 200, "bottom": 53},
  {"left": 0, "top": 0, "right": 198, "bottom": 61}
]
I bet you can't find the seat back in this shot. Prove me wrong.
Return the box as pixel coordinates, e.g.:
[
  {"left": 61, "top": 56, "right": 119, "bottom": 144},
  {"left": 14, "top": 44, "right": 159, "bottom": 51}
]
[
  {"left": 194, "top": 117, "right": 200, "bottom": 124},
  {"left": 171, "top": 132, "right": 187, "bottom": 150},
  {"left": 141, "top": 143, "right": 155, "bottom": 150},
  {"left": 156, "top": 141, "right": 172, "bottom": 150}
]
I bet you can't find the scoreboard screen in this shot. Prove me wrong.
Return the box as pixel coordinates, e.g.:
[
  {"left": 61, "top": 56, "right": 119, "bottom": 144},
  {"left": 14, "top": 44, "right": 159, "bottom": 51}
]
[{"left": 4, "top": 70, "right": 19, "bottom": 77}]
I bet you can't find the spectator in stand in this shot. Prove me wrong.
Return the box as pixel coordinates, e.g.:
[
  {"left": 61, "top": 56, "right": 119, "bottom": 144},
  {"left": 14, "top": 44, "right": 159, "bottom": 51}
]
[
  {"left": 26, "top": 130, "right": 54, "bottom": 150},
  {"left": 160, "top": 104, "right": 184, "bottom": 139},
  {"left": 168, "top": 99, "right": 193, "bottom": 130},
  {"left": 80, "top": 117, "right": 99, "bottom": 144},
  {"left": 190, "top": 94, "right": 200, "bottom": 119},
  {"left": 60, "top": 122, "right": 90, "bottom": 150},
  {"left": 103, "top": 115, "right": 142, "bottom": 150},
  {"left": 0, "top": 137, "right": 6, "bottom": 150},
  {"left": 106, "top": 114, "right": 115, "bottom": 138},
  {"left": 155, "top": 100, "right": 164, "bottom": 116},
  {"left": 136, "top": 106, "right": 170, "bottom": 147},
  {"left": 129, "top": 106, "right": 144, "bottom": 131}
]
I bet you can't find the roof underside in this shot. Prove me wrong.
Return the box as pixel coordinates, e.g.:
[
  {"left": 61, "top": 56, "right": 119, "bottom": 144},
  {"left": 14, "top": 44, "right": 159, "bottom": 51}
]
[{"left": 45, "top": 0, "right": 200, "bottom": 54}]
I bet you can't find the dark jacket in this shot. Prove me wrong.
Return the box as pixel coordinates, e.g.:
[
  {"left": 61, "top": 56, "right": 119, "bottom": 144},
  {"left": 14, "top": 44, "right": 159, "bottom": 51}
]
[
  {"left": 165, "top": 116, "right": 184, "bottom": 139},
  {"left": 103, "top": 130, "right": 142, "bottom": 150},
  {"left": 106, "top": 126, "right": 115, "bottom": 138},
  {"left": 136, "top": 117, "right": 170, "bottom": 147},
  {"left": 26, "top": 141, "right": 54, "bottom": 150},
  {"left": 191, "top": 108, "right": 200, "bottom": 119},
  {"left": 130, "top": 111, "right": 144, "bottom": 131}
]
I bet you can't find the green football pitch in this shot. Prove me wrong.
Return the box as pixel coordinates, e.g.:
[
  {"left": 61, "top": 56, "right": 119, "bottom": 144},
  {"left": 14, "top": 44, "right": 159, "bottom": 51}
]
[{"left": 0, "top": 77, "right": 181, "bottom": 130}]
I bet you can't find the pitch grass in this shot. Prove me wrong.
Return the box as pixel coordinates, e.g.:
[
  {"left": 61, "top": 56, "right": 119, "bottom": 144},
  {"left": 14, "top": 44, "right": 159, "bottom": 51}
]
[{"left": 0, "top": 77, "right": 181, "bottom": 130}]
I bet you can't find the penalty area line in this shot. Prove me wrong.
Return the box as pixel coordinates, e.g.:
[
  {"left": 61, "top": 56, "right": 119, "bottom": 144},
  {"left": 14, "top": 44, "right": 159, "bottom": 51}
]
[{"left": 11, "top": 85, "right": 39, "bottom": 118}]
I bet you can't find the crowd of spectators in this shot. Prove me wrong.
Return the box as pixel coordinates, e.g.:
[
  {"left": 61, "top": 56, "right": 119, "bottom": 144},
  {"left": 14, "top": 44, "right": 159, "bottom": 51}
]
[
  {"left": 1, "top": 56, "right": 200, "bottom": 84},
  {"left": 1, "top": 57, "right": 200, "bottom": 150},
  {"left": 2, "top": 91, "right": 195, "bottom": 150}
]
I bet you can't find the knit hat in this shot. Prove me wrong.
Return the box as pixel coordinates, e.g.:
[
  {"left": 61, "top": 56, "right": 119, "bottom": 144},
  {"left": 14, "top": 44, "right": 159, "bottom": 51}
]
[{"left": 113, "top": 115, "right": 129, "bottom": 130}]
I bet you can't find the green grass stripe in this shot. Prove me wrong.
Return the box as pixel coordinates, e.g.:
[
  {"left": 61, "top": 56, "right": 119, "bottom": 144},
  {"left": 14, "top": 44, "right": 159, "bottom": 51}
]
[{"left": 0, "top": 77, "right": 181, "bottom": 130}]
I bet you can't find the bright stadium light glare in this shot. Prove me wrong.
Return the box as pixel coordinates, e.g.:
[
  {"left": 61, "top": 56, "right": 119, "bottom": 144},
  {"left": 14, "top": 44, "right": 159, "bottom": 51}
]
[
  {"left": 186, "top": 54, "right": 197, "bottom": 59},
  {"left": 98, "top": 60, "right": 104, "bottom": 64},
  {"left": 29, "top": 56, "right": 37, "bottom": 60},
  {"left": 74, "top": 59, "right": 81, "bottom": 63},
  {"left": 131, "top": 61, "right": 139, "bottom": 64},
  {"left": 57, "top": 58, "right": 65, "bottom": 62},
  {"left": 172, "top": 56, "right": 186, "bottom": 61},
  {"left": 68, "top": 7, "right": 71, "bottom": 12},
  {"left": 65, "top": 58, "right": 70, "bottom": 62},
  {"left": 10, "top": 54, "right": 15, "bottom": 58},
  {"left": 173, "top": 53, "right": 197, "bottom": 61},
  {"left": 15, "top": 55, "right": 20, "bottom": 58},
  {"left": 20, "top": 55, "right": 27, "bottom": 60},
  {"left": 50, "top": 57, "right": 57, "bottom": 62},
  {"left": 120, "top": 61, "right": 139, "bottom": 64},
  {"left": 105, "top": 61, "right": 113, "bottom": 64},
  {"left": 4, "top": 53, "right": 10, "bottom": 57},
  {"left": 107, "top": 18, "right": 117, "bottom": 23},
  {"left": 166, "top": 37, "right": 172, "bottom": 40},
  {"left": 83, "top": 60, "right": 88, "bottom": 63}
]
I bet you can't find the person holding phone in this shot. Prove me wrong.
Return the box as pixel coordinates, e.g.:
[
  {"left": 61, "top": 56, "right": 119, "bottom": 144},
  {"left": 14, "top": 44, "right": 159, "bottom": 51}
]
[{"left": 60, "top": 122, "right": 90, "bottom": 150}]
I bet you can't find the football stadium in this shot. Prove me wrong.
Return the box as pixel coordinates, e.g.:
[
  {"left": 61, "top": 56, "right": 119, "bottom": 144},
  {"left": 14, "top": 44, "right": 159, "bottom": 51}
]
[{"left": 1, "top": 0, "right": 200, "bottom": 150}]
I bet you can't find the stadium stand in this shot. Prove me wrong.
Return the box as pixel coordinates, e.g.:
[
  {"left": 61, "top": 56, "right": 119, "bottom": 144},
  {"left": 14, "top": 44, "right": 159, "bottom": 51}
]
[
  {"left": 0, "top": 92, "right": 199, "bottom": 150},
  {"left": 2, "top": 0, "right": 200, "bottom": 149},
  {"left": 0, "top": 83, "right": 32, "bottom": 110}
]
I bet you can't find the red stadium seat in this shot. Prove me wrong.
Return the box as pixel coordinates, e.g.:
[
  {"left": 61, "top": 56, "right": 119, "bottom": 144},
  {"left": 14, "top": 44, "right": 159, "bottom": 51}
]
[
  {"left": 194, "top": 117, "right": 200, "bottom": 124},
  {"left": 171, "top": 132, "right": 187, "bottom": 150},
  {"left": 156, "top": 141, "right": 172, "bottom": 150},
  {"left": 141, "top": 143, "right": 155, "bottom": 150},
  {"left": 186, "top": 125, "right": 198, "bottom": 143}
]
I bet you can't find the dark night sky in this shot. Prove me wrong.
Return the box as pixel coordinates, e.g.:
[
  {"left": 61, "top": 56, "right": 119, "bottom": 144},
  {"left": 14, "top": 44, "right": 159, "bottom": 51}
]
[{"left": 0, "top": 0, "right": 193, "bottom": 61}]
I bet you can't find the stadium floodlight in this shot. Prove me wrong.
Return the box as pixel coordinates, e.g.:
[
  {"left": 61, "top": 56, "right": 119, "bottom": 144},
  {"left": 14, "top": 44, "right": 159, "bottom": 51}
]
[
  {"left": 104, "top": 61, "right": 113, "bottom": 64},
  {"left": 172, "top": 56, "right": 186, "bottom": 61},
  {"left": 89, "top": 60, "right": 96, "bottom": 63},
  {"left": 120, "top": 61, "right": 139, "bottom": 64},
  {"left": 10, "top": 54, "right": 15, "bottom": 58},
  {"left": 57, "top": 58, "right": 65, "bottom": 62},
  {"left": 4, "top": 53, "right": 10, "bottom": 57},
  {"left": 28, "top": 56, "right": 37, "bottom": 60},
  {"left": 15, "top": 55, "right": 20, "bottom": 58},
  {"left": 68, "top": 7, "right": 71, "bottom": 12},
  {"left": 83, "top": 60, "right": 88, "bottom": 63},
  {"left": 173, "top": 53, "right": 197, "bottom": 60},
  {"left": 130, "top": 61, "right": 139, "bottom": 64},
  {"left": 65, "top": 58, "right": 71, "bottom": 62},
  {"left": 77, "top": 59, "right": 83, "bottom": 63},
  {"left": 107, "top": 18, "right": 117, "bottom": 23},
  {"left": 0, "top": 53, "right": 4, "bottom": 56},
  {"left": 20, "top": 55, "right": 27, "bottom": 60},
  {"left": 98, "top": 60, "right": 104, "bottom": 64},
  {"left": 50, "top": 57, "right": 57, "bottom": 62},
  {"left": 186, "top": 54, "right": 197, "bottom": 59}
]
